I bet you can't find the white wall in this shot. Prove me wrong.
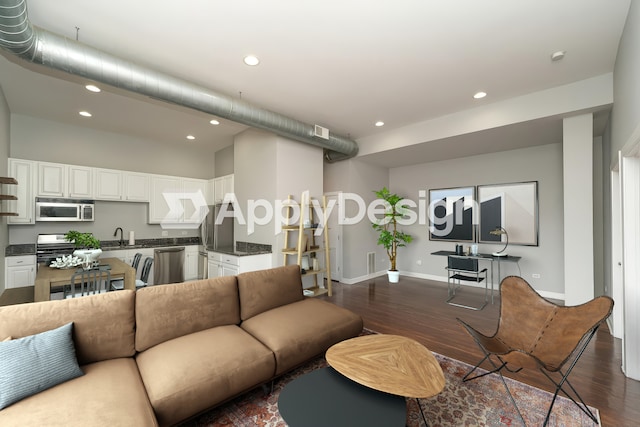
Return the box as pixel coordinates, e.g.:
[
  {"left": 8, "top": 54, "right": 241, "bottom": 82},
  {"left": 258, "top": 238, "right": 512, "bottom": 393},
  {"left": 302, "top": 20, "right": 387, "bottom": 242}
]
[
  {"left": 10, "top": 114, "right": 219, "bottom": 179},
  {"left": 214, "top": 144, "right": 234, "bottom": 177},
  {"left": 234, "top": 129, "right": 323, "bottom": 267}
]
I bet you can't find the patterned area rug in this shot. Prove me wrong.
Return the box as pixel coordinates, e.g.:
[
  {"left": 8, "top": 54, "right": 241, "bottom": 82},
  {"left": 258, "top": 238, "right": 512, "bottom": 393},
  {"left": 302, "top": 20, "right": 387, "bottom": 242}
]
[{"left": 181, "top": 348, "right": 600, "bottom": 427}]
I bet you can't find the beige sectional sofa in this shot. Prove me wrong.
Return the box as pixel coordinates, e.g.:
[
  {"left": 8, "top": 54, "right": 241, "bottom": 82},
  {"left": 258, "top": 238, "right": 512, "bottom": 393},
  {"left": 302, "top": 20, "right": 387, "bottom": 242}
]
[{"left": 0, "top": 265, "right": 363, "bottom": 427}]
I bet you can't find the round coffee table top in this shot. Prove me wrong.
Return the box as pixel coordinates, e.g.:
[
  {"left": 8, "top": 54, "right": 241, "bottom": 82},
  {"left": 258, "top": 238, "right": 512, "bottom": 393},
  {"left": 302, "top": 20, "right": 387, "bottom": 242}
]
[
  {"left": 278, "top": 367, "right": 407, "bottom": 427},
  {"left": 326, "top": 334, "right": 446, "bottom": 398}
]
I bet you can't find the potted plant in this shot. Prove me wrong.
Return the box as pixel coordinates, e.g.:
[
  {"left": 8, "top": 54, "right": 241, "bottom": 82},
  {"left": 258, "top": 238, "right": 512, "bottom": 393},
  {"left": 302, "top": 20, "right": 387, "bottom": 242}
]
[
  {"left": 371, "top": 187, "right": 413, "bottom": 283},
  {"left": 65, "top": 230, "right": 102, "bottom": 265}
]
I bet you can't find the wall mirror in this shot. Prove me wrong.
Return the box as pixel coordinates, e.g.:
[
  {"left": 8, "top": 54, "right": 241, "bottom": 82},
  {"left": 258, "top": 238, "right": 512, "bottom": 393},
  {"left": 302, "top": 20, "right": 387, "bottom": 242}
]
[{"left": 477, "top": 181, "right": 538, "bottom": 246}]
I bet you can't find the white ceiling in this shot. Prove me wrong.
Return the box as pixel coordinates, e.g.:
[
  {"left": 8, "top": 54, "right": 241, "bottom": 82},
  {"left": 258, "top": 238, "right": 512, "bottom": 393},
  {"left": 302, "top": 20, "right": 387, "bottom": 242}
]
[{"left": 0, "top": 0, "right": 631, "bottom": 167}]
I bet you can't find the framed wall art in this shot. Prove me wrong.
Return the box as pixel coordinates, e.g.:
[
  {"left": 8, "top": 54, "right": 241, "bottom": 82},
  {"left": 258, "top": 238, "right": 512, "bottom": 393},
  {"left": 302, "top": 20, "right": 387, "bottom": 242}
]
[
  {"left": 428, "top": 186, "right": 476, "bottom": 242},
  {"left": 477, "top": 181, "right": 539, "bottom": 246}
]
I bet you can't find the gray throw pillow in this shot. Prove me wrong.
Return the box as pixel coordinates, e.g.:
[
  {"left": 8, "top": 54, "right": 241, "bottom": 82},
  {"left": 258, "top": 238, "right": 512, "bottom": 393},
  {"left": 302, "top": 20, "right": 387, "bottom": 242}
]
[{"left": 0, "top": 322, "right": 84, "bottom": 409}]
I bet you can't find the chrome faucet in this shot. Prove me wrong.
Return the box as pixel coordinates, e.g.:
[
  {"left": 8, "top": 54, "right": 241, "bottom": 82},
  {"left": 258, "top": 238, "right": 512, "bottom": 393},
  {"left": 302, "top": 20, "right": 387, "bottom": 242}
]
[{"left": 114, "top": 227, "right": 124, "bottom": 246}]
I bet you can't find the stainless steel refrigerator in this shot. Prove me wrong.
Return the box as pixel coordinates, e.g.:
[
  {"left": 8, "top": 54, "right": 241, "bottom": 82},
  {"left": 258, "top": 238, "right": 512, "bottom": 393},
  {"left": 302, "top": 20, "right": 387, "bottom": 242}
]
[{"left": 200, "top": 203, "right": 234, "bottom": 251}]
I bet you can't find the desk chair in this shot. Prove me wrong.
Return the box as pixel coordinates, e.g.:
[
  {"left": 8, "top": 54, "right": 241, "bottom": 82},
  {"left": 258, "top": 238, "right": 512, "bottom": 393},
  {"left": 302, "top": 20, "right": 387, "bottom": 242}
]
[
  {"left": 110, "top": 253, "right": 143, "bottom": 290},
  {"left": 446, "top": 255, "right": 489, "bottom": 310},
  {"left": 65, "top": 268, "right": 111, "bottom": 298},
  {"left": 458, "top": 276, "right": 613, "bottom": 426}
]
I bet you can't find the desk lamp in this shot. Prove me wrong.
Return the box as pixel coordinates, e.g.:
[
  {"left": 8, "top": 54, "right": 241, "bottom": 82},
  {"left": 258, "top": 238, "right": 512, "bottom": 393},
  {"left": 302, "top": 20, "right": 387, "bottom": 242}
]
[{"left": 489, "top": 226, "right": 509, "bottom": 257}]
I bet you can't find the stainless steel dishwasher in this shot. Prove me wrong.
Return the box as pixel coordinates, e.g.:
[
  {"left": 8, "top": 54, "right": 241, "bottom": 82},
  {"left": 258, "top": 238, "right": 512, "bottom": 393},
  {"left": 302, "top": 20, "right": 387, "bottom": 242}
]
[{"left": 153, "top": 247, "right": 185, "bottom": 284}]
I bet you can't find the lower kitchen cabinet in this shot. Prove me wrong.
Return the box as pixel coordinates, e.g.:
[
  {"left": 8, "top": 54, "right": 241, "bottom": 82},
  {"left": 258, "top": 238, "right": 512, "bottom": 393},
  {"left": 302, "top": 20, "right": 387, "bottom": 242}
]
[
  {"left": 184, "top": 246, "right": 199, "bottom": 281},
  {"left": 5, "top": 255, "right": 36, "bottom": 289},
  {"left": 207, "top": 251, "right": 271, "bottom": 279}
]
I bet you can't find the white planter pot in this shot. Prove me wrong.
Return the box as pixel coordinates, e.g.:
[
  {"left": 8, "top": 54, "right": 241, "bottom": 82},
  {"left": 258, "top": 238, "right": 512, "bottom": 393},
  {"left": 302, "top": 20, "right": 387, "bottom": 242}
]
[
  {"left": 73, "top": 248, "right": 102, "bottom": 264},
  {"left": 387, "top": 270, "right": 400, "bottom": 283}
]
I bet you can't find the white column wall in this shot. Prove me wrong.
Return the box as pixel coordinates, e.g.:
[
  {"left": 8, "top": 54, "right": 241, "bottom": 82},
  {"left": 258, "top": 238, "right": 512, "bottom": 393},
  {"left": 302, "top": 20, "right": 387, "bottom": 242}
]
[{"left": 563, "top": 114, "right": 594, "bottom": 305}]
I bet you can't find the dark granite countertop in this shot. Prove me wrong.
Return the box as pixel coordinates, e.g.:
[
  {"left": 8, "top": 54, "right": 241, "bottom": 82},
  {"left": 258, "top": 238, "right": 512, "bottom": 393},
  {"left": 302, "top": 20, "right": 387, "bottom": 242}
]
[
  {"left": 100, "top": 237, "right": 200, "bottom": 250},
  {"left": 206, "top": 241, "right": 272, "bottom": 256},
  {"left": 5, "top": 244, "right": 36, "bottom": 256}
]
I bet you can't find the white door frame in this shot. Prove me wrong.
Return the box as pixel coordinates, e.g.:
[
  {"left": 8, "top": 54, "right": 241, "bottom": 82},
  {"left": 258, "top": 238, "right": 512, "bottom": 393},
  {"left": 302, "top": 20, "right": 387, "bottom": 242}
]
[
  {"left": 610, "top": 167, "right": 624, "bottom": 339},
  {"left": 621, "top": 148, "right": 640, "bottom": 380},
  {"left": 324, "top": 191, "right": 343, "bottom": 283}
]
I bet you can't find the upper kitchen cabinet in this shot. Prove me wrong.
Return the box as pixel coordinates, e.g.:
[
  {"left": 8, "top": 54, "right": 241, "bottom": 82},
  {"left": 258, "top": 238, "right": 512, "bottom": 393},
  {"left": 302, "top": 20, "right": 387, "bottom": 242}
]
[
  {"left": 94, "top": 168, "right": 123, "bottom": 200},
  {"left": 124, "top": 172, "right": 150, "bottom": 202},
  {"left": 94, "top": 169, "right": 149, "bottom": 202},
  {"left": 37, "top": 161, "right": 93, "bottom": 199},
  {"left": 7, "top": 158, "right": 35, "bottom": 224},
  {"left": 149, "top": 176, "right": 208, "bottom": 225},
  {"left": 213, "top": 174, "right": 234, "bottom": 204}
]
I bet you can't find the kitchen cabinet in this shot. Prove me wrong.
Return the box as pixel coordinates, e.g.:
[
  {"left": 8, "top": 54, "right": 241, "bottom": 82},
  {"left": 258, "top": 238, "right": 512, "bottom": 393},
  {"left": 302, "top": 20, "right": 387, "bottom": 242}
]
[
  {"left": 149, "top": 175, "right": 208, "bottom": 226},
  {"left": 184, "top": 246, "right": 200, "bottom": 281},
  {"left": 7, "top": 158, "right": 35, "bottom": 224},
  {"left": 207, "top": 251, "right": 271, "bottom": 278},
  {"left": 124, "top": 172, "right": 150, "bottom": 202},
  {"left": 37, "top": 162, "right": 66, "bottom": 197},
  {"left": 37, "top": 161, "right": 93, "bottom": 198},
  {"left": 94, "top": 168, "right": 123, "bottom": 200},
  {"left": 5, "top": 255, "right": 36, "bottom": 289},
  {"left": 213, "top": 174, "right": 234, "bottom": 204}
]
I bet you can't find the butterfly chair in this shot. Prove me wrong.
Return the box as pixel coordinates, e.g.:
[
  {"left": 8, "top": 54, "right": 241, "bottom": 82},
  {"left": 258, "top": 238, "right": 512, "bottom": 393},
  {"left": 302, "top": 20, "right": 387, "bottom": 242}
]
[
  {"left": 65, "top": 268, "right": 111, "bottom": 298},
  {"left": 457, "top": 276, "right": 613, "bottom": 426}
]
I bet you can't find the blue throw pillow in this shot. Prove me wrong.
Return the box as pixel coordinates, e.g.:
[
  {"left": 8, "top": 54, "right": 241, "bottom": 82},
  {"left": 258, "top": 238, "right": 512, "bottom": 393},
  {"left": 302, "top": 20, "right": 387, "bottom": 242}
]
[{"left": 0, "top": 322, "right": 84, "bottom": 409}]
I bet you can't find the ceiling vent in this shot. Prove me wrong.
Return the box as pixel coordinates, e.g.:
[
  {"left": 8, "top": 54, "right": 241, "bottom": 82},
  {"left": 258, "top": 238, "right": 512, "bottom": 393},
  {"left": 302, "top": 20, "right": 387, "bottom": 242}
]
[{"left": 314, "top": 125, "right": 330, "bottom": 140}]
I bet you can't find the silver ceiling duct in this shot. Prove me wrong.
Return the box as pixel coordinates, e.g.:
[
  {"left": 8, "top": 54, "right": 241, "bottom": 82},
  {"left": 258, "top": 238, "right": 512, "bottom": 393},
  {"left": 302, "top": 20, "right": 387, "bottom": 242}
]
[{"left": 0, "top": 0, "right": 358, "bottom": 162}]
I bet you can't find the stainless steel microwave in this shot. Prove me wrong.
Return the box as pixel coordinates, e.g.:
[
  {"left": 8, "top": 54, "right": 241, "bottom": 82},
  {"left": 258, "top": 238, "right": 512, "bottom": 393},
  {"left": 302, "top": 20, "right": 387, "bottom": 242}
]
[{"left": 35, "top": 198, "right": 95, "bottom": 222}]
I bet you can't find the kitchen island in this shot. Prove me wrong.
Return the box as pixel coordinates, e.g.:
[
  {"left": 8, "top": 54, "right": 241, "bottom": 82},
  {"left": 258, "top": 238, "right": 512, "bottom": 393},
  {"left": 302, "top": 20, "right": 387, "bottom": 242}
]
[{"left": 34, "top": 257, "right": 136, "bottom": 302}]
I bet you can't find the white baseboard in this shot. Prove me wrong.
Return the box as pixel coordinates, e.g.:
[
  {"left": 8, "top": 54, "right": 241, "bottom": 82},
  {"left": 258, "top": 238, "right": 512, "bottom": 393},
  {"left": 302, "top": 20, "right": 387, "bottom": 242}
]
[{"left": 341, "top": 270, "right": 565, "bottom": 301}]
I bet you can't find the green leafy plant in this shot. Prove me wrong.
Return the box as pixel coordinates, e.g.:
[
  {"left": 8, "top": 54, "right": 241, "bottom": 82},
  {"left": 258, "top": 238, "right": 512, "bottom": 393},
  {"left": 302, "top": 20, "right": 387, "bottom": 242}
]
[
  {"left": 65, "top": 230, "right": 101, "bottom": 249},
  {"left": 371, "top": 187, "right": 413, "bottom": 271}
]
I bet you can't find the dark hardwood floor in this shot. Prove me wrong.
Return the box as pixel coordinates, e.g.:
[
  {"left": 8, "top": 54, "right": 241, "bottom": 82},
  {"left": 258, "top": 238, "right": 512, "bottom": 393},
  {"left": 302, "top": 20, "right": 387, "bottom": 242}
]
[{"left": 319, "top": 275, "right": 640, "bottom": 426}]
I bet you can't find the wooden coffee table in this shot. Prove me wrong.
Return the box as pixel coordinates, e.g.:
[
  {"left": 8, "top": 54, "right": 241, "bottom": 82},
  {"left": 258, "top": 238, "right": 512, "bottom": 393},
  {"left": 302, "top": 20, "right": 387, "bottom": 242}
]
[{"left": 326, "top": 334, "right": 445, "bottom": 423}]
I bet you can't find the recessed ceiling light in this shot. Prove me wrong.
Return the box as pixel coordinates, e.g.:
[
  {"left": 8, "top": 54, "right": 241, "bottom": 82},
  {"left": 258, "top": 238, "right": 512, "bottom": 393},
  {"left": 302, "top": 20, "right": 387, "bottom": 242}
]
[
  {"left": 85, "top": 84, "right": 101, "bottom": 93},
  {"left": 243, "top": 55, "right": 260, "bottom": 66},
  {"left": 79, "top": 111, "right": 92, "bottom": 117},
  {"left": 551, "top": 50, "right": 566, "bottom": 61},
  {"left": 209, "top": 119, "right": 220, "bottom": 125},
  {"left": 186, "top": 135, "right": 196, "bottom": 140},
  {"left": 375, "top": 121, "right": 385, "bottom": 127},
  {"left": 473, "top": 92, "right": 487, "bottom": 99}
]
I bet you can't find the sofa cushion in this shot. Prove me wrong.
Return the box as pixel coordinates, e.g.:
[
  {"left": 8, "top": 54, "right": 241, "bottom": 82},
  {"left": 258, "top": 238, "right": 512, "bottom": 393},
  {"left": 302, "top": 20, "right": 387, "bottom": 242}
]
[
  {"left": 237, "top": 264, "right": 304, "bottom": 320},
  {"left": 0, "top": 322, "right": 84, "bottom": 410},
  {"left": 241, "top": 298, "right": 363, "bottom": 375},
  {"left": 135, "top": 276, "right": 240, "bottom": 352},
  {"left": 136, "top": 325, "right": 275, "bottom": 427},
  {"left": 0, "top": 358, "right": 157, "bottom": 427},
  {"left": 0, "top": 290, "right": 136, "bottom": 365}
]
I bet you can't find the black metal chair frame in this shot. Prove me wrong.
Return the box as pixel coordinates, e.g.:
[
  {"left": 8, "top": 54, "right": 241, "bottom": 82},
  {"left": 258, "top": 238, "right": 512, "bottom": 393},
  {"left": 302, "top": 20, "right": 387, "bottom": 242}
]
[
  {"left": 446, "top": 255, "right": 489, "bottom": 310},
  {"left": 458, "top": 276, "right": 614, "bottom": 426},
  {"left": 460, "top": 321, "right": 602, "bottom": 426},
  {"left": 111, "top": 252, "right": 144, "bottom": 291}
]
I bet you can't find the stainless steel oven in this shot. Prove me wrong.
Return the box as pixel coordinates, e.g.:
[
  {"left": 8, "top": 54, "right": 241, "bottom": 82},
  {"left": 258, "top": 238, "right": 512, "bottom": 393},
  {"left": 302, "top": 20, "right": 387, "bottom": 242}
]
[{"left": 35, "top": 198, "right": 94, "bottom": 222}]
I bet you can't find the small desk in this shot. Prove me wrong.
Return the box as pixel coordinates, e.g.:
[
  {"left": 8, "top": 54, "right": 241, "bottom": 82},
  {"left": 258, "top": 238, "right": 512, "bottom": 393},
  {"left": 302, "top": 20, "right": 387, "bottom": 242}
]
[
  {"left": 431, "top": 250, "right": 521, "bottom": 291},
  {"left": 34, "top": 257, "right": 136, "bottom": 302}
]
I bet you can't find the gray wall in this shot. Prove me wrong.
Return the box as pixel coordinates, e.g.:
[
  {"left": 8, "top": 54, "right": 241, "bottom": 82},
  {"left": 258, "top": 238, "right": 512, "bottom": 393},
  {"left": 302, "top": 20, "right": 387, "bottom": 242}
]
[
  {"left": 611, "top": 1, "right": 640, "bottom": 157},
  {"left": 0, "top": 85, "right": 9, "bottom": 291},
  {"left": 10, "top": 114, "right": 219, "bottom": 179},
  {"left": 390, "top": 143, "right": 564, "bottom": 295}
]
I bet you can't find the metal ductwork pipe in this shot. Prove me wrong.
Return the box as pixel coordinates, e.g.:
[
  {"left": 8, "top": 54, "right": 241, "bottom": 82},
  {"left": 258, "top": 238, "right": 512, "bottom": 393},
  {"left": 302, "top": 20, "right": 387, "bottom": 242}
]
[{"left": 0, "top": 0, "right": 358, "bottom": 162}]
